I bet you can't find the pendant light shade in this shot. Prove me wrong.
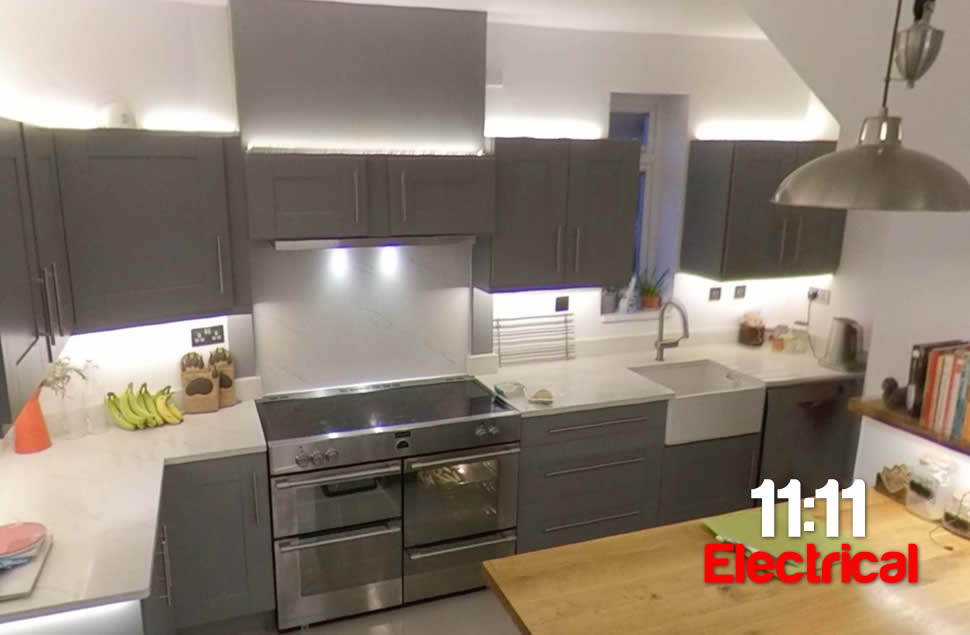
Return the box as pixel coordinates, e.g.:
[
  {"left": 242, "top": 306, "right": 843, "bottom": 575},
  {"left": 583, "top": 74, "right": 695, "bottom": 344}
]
[
  {"left": 773, "top": 0, "right": 970, "bottom": 212},
  {"left": 773, "top": 112, "right": 970, "bottom": 211}
]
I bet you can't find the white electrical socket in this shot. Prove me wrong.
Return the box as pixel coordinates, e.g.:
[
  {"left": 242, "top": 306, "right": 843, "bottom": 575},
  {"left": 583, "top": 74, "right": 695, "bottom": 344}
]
[{"left": 809, "top": 287, "right": 831, "bottom": 305}]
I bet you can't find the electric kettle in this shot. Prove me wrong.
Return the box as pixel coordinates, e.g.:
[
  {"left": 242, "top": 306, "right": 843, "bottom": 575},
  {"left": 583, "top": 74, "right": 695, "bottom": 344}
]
[{"left": 820, "top": 317, "right": 864, "bottom": 371}]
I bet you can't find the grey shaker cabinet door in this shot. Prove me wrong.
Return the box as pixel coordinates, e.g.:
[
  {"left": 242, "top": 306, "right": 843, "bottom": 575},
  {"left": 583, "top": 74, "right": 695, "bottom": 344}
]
[
  {"left": 487, "top": 138, "right": 569, "bottom": 290},
  {"left": 55, "top": 130, "right": 234, "bottom": 332},
  {"left": 0, "top": 118, "right": 48, "bottom": 432},
  {"left": 679, "top": 141, "right": 734, "bottom": 279},
  {"left": 162, "top": 452, "right": 274, "bottom": 629},
  {"left": 565, "top": 139, "right": 639, "bottom": 287},
  {"left": 760, "top": 380, "right": 863, "bottom": 492},
  {"left": 787, "top": 141, "right": 844, "bottom": 276},
  {"left": 23, "top": 126, "right": 74, "bottom": 359},
  {"left": 141, "top": 526, "right": 175, "bottom": 635},
  {"left": 387, "top": 156, "right": 495, "bottom": 236},
  {"left": 658, "top": 434, "right": 761, "bottom": 525},
  {"left": 721, "top": 141, "right": 796, "bottom": 280},
  {"left": 246, "top": 154, "right": 369, "bottom": 239}
]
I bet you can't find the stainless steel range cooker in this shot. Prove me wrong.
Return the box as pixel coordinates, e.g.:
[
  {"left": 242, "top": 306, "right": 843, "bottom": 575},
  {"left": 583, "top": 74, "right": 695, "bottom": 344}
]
[{"left": 256, "top": 376, "right": 521, "bottom": 631}]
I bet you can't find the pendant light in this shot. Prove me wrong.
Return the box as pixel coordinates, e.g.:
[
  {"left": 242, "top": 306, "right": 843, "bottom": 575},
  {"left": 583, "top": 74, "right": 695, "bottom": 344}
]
[{"left": 772, "top": 0, "right": 970, "bottom": 212}]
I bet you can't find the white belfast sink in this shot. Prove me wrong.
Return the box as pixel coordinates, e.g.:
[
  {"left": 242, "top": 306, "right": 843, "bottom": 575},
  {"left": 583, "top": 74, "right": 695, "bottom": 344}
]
[{"left": 629, "top": 360, "right": 766, "bottom": 445}]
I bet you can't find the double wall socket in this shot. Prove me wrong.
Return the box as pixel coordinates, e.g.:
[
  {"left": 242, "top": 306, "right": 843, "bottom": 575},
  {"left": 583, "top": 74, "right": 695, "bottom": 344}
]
[{"left": 808, "top": 287, "right": 831, "bottom": 305}]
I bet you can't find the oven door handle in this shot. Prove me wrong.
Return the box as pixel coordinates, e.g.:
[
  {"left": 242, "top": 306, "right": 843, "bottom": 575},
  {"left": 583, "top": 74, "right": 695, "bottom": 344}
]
[
  {"left": 407, "top": 447, "right": 520, "bottom": 471},
  {"left": 407, "top": 534, "right": 517, "bottom": 561},
  {"left": 274, "top": 465, "right": 401, "bottom": 490},
  {"left": 278, "top": 523, "right": 401, "bottom": 553}
]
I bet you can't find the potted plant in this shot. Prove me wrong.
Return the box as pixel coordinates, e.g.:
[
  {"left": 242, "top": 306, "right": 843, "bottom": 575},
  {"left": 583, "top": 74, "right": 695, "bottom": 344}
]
[{"left": 639, "top": 268, "right": 669, "bottom": 309}]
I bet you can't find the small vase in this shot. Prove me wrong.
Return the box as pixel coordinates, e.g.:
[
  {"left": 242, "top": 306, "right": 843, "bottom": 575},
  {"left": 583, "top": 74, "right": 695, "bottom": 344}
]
[
  {"left": 14, "top": 391, "right": 52, "bottom": 454},
  {"left": 641, "top": 295, "right": 661, "bottom": 310}
]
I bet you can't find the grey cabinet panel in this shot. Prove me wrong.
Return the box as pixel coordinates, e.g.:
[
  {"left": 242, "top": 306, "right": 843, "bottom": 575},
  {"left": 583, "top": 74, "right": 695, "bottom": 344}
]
[
  {"left": 659, "top": 434, "right": 761, "bottom": 525},
  {"left": 162, "top": 452, "right": 274, "bottom": 629},
  {"left": 387, "top": 157, "right": 495, "bottom": 236},
  {"left": 141, "top": 526, "right": 175, "bottom": 635},
  {"left": 787, "top": 142, "right": 844, "bottom": 275},
  {"left": 760, "top": 380, "right": 863, "bottom": 492},
  {"left": 223, "top": 139, "right": 252, "bottom": 311},
  {"left": 520, "top": 402, "right": 666, "bottom": 448},
  {"left": 679, "top": 141, "right": 734, "bottom": 279},
  {"left": 56, "top": 130, "right": 234, "bottom": 332},
  {"left": 481, "top": 139, "right": 569, "bottom": 290},
  {"left": 565, "top": 139, "right": 639, "bottom": 287},
  {"left": 246, "top": 154, "right": 368, "bottom": 239},
  {"left": 0, "top": 118, "right": 47, "bottom": 434},
  {"left": 23, "top": 126, "right": 74, "bottom": 358},
  {"left": 721, "top": 142, "right": 796, "bottom": 280}
]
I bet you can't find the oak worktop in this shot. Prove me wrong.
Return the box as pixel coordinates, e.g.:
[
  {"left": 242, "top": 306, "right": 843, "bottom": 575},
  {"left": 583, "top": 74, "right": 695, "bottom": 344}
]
[{"left": 484, "top": 490, "right": 970, "bottom": 634}]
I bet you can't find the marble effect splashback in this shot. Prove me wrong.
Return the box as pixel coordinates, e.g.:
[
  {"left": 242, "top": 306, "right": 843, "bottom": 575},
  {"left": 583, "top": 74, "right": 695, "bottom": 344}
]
[{"left": 251, "top": 242, "right": 472, "bottom": 395}]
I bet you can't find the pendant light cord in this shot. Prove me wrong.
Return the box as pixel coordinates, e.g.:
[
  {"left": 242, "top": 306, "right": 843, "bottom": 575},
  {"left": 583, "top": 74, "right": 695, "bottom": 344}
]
[{"left": 882, "top": 0, "right": 906, "bottom": 109}]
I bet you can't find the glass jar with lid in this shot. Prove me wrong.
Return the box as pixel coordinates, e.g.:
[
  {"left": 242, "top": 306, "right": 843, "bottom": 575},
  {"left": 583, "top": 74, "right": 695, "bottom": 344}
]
[
  {"left": 943, "top": 489, "right": 970, "bottom": 539},
  {"left": 906, "top": 454, "right": 956, "bottom": 521}
]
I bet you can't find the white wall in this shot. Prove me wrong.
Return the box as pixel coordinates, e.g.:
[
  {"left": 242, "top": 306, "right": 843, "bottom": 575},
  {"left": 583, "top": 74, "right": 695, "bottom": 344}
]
[
  {"left": 485, "top": 22, "right": 838, "bottom": 141},
  {"left": 746, "top": 0, "right": 970, "bottom": 484}
]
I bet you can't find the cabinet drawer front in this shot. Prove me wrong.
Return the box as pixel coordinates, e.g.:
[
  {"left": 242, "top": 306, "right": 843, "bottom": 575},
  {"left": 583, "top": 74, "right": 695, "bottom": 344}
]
[
  {"left": 403, "top": 531, "right": 516, "bottom": 603},
  {"left": 521, "top": 402, "right": 665, "bottom": 448},
  {"left": 518, "top": 506, "right": 644, "bottom": 553}
]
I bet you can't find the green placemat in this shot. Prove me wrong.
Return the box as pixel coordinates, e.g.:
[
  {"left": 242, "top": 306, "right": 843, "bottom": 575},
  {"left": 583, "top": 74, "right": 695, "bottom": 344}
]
[{"left": 703, "top": 503, "right": 866, "bottom": 573}]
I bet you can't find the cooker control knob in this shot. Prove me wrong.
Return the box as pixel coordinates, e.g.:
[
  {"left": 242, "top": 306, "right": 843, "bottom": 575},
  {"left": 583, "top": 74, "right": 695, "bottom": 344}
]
[
  {"left": 294, "top": 452, "right": 311, "bottom": 468},
  {"left": 488, "top": 424, "right": 500, "bottom": 436},
  {"left": 475, "top": 424, "right": 487, "bottom": 437},
  {"left": 311, "top": 451, "right": 325, "bottom": 467},
  {"left": 325, "top": 448, "right": 339, "bottom": 463}
]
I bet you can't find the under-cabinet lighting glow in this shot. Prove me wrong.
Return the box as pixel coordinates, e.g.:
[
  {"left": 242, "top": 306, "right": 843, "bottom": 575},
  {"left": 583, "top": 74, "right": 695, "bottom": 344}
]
[
  {"left": 329, "top": 249, "right": 349, "bottom": 279},
  {"left": 0, "top": 85, "right": 104, "bottom": 129},
  {"left": 696, "top": 94, "right": 836, "bottom": 141},
  {"left": 246, "top": 138, "right": 483, "bottom": 156},
  {"left": 484, "top": 117, "right": 603, "bottom": 140},
  {"left": 141, "top": 108, "right": 238, "bottom": 133},
  {"left": 379, "top": 247, "right": 399, "bottom": 277}
]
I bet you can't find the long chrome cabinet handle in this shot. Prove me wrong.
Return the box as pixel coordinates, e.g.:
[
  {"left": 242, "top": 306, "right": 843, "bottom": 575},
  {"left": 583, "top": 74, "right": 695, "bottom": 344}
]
[
  {"left": 400, "top": 171, "right": 408, "bottom": 222},
  {"left": 545, "top": 457, "right": 644, "bottom": 478},
  {"left": 278, "top": 524, "right": 400, "bottom": 553},
  {"left": 545, "top": 511, "right": 639, "bottom": 534},
  {"left": 555, "top": 226, "right": 563, "bottom": 273},
  {"left": 548, "top": 416, "right": 644, "bottom": 435},
  {"left": 161, "top": 524, "right": 174, "bottom": 608},
  {"left": 409, "top": 447, "right": 520, "bottom": 471},
  {"left": 353, "top": 168, "right": 361, "bottom": 225},
  {"left": 216, "top": 236, "right": 225, "bottom": 294},
  {"left": 252, "top": 472, "right": 261, "bottom": 527},
  {"left": 42, "top": 267, "right": 56, "bottom": 348},
  {"left": 274, "top": 465, "right": 401, "bottom": 490},
  {"left": 408, "top": 535, "right": 517, "bottom": 560},
  {"left": 574, "top": 227, "right": 582, "bottom": 272},
  {"left": 49, "top": 264, "right": 64, "bottom": 337},
  {"left": 794, "top": 216, "right": 804, "bottom": 263},
  {"left": 33, "top": 272, "right": 54, "bottom": 361},
  {"left": 778, "top": 218, "right": 789, "bottom": 265}
]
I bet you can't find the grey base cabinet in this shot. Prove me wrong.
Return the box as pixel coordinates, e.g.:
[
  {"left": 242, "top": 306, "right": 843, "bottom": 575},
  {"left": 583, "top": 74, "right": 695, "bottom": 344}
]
[
  {"left": 517, "top": 403, "right": 665, "bottom": 553},
  {"left": 56, "top": 129, "right": 237, "bottom": 333},
  {"left": 141, "top": 526, "right": 176, "bottom": 635},
  {"left": 658, "top": 434, "right": 761, "bottom": 525},
  {"left": 679, "top": 140, "right": 845, "bottom": 281},
  {"left": 159, "top": 453, "right": 274, "bottom": 630},
  {"left": 759, "top": 379, "right": 863, "bottom": 492}
]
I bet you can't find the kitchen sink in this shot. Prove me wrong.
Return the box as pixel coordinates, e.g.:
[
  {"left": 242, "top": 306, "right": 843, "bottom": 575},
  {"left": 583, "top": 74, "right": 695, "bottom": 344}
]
[{"left": 629, "top": 360, "right": 766, "bottom": 445}]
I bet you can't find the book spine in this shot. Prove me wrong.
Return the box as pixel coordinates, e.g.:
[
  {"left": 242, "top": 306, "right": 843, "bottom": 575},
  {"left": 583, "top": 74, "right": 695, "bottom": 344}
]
[
  {"left": 933, "top": 353, "right": 955, "bottom": 434},
  {"left": 922, "top": 351, "right": 944, "bottom": 429},
  {"left": 953, "top": 363, "right": 970, "bottom": 441},
  {"left": 945, "top": 356, "right": 966, "bottom": 438},
  {"left": 962, "top": 379, "right": 970, "bottom": 444}
]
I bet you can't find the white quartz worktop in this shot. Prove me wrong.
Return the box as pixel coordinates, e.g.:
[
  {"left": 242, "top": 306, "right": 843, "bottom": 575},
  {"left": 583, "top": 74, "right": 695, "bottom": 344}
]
[
  {"left": 476, "top": 343, "right": 864, "bottom": 416},
  {"left": 0, "top": 400, "right": 266, "bottom": 624}
]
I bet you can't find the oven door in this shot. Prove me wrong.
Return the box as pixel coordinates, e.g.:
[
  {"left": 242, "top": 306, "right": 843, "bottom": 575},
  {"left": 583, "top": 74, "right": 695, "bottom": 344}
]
[
  {"left": 403, "top": 444, "right": 519, "bottom": 547},
  {"left": 404, "top": 530, "right": 516, "bottom": 603},
  {"left": 274, "top": 520, "right": 402, "bottom": 630},
  {"left": 271, "top": 460, "right": 402, "bottom": 537}
]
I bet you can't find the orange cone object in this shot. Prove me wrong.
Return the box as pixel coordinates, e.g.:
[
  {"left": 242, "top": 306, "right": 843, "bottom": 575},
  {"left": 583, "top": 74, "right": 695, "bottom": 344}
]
[{"left": 14, "top": 390, "right": 51, "bottom": 454}]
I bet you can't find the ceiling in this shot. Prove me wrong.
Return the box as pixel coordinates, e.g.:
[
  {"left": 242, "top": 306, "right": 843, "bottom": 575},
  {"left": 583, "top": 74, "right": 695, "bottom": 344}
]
[{"left": 171, "top": 0, "right": 765, "bottom": 40}]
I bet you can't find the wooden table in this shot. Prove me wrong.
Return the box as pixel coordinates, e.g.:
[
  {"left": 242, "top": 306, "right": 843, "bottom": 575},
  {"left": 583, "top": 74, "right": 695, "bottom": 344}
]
[{"left": 484, "top": 490, "right": 970, "bottom": 634}]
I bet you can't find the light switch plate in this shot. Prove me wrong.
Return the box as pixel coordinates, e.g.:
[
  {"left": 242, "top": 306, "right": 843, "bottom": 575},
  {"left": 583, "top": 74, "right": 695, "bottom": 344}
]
[
  {"left": 555, "top": 296, "right": 569, "bottom": 312},
  {"left": 709, "top": 287, "right": 722, "bottom": 301},
  {"left": 734, "top": 285, "right": 746, "bottom": 299},
  {"left": 191, "top": 324, "right": 225, "bottom": 347}
]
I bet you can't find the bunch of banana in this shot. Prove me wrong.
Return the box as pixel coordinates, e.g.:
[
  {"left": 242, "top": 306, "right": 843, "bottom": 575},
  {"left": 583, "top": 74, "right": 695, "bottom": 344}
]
[{"left": 104, "top": 383, "right": 184, "bottom": 431}]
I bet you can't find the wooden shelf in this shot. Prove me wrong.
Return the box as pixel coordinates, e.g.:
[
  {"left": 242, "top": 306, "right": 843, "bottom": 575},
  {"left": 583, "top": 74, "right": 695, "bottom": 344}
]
[{"left": 849, "top": 396, "right": 970, "bottom": 458}]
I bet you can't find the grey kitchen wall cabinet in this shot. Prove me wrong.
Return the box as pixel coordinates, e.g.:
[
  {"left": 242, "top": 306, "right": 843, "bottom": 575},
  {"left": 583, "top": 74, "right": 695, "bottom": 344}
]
[
  {"left": 679, "top": 140, "right": 843, "bottom": 280},
  {"left": 161, "top": 452, "right": 274, "bottom": 629},
  {"left": 23, "top": 126, "right": 74, "bottom": 359},
  {"left": 566, "top": 139, "right": 640, "bottom": 287},
  {"left": 474, "top": 138, "right": 570, "bottom": 290},
  {"left": 0, "top": 118, "right": 53, "bottom": 436},
  {"left": 658, "top": 433, "right": 761, "bottom": 525},
  {"left": 517, "top": 403, "right": 665, "bottom": 553},
  {"left": 760, "top": 379, "right": 863, "bottom": 492},
  {"left": 246, "top": 154, "right": 369, "bottom": 239},
  {"left": 56, "top": 129, "right": 235, "bottom": 332},
  {"left": 474, "top": 138, "right": 639, "bottom": 291},
  {"left": 387, "top": 156, "right": 495, "bottom": 236}
]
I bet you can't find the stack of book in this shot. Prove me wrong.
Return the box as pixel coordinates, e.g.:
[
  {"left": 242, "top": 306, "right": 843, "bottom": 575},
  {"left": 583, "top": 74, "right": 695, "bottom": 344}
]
[{"left": 912, "top": 340, "right": 970, "bottom": 442}]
